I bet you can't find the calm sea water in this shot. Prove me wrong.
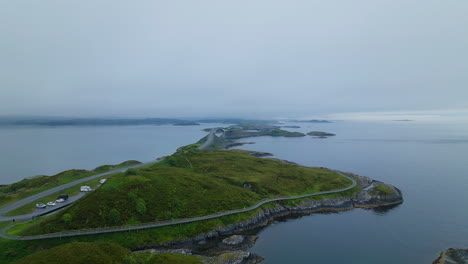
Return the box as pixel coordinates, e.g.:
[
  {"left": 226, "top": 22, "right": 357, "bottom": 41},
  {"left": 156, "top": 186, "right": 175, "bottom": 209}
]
[
  {"left": 1, "top": 120, "right": 467, "bottom": 263},
  {"left": 0, "top": 124, "right": 223, "bottom": 184},
  {"left": 231, "top": 120, "right": 468, "bottom": 263}
]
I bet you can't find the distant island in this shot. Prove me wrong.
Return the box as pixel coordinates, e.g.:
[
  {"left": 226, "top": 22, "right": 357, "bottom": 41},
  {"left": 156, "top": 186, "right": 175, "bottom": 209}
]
[
  {"left": 307, "top": 131, "right": 336, "bottom": 137},
  {"left": 291, "top": 119, "right": 332, "bottom": 123},
  {"left": 173, "top": 122, "right": 200, "bottom": 126},
  {"left": 0, "top": 117, "right": 278, "bottom": 127},
  {"left": 393, "top": 119, "right": 414, "bottom": 122},
  {"left": 200, "top": 123, "right": 305, "bottom": 149}
]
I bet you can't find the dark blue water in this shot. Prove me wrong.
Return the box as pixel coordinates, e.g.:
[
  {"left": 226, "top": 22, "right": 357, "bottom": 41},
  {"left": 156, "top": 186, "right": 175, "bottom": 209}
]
[{"left": 231, "top": 121, "right": 468, "bottom": 263}]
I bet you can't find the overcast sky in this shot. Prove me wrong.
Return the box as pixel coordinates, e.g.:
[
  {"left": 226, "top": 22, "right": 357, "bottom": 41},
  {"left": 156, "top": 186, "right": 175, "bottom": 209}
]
[{"left": 1, "top": 1, "right": 467, "bottom": 120}]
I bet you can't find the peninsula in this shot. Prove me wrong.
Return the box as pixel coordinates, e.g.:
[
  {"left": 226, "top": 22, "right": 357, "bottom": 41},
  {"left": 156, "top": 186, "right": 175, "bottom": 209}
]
[{"left": 0, "top": 129, "right": 403, "bottom": 264}]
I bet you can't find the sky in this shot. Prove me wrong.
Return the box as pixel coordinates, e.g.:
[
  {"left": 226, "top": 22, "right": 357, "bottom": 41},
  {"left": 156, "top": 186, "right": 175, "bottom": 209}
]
[{"left": 1, "top": 0, "right": 467, "bottom": 120}]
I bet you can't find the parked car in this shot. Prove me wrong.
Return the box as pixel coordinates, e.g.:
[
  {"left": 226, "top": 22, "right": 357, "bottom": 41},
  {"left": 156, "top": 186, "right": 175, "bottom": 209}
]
[
  {"left": 47, "top": 201, "right": 56, "bottom": 206},
  {"left": 55, "top": 198, "right": 65, "bottom": 203},
  {"left": 36, "top": 203, "right": 46, "bottom": 209},
  {"left": 80, "top": 186, "right": 92, "bottom": 192},
  {"left": 99, "top": 179, "right": 107, "bottom": 184},
  {"left": 57, "top": 194, "right": 69, "bottom": 201}
]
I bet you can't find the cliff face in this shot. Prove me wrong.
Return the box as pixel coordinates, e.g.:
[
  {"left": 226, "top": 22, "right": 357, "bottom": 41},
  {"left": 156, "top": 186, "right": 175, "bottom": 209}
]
[{"left": 142, "top": 173, "right": 403, "bottom": 249}]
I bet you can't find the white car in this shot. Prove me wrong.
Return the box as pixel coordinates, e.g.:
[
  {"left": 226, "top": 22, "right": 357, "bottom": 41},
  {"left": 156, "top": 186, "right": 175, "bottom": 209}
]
[
  {"left": 36, "top": 203, "right": 46, "bottom": 209},
  {"left": 47, "top": 201, "right": 56, "bottom": 206},
  {"left": 55, "top": 198, "right": 65, "bottom": 203}
]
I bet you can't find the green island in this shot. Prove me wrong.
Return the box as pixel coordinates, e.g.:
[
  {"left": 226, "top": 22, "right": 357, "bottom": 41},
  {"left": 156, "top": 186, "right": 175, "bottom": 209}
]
[
  {"left": 306, "top": 131, "right": 336, "bottom": 137},
  {"left": 0, "top": 129, "right": 403, "bottom": 264}
]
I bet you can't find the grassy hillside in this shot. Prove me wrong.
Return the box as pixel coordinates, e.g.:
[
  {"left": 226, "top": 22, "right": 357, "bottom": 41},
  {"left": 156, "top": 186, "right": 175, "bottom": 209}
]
[
  {"left": 0, "top": 160, "right": 141, "bottom": 208},
  {"left": 12, "top": 242, "right": 130, "bottom": 264},
  {"left": 17, "top": 149, "right": 351, "bottom": 235}
]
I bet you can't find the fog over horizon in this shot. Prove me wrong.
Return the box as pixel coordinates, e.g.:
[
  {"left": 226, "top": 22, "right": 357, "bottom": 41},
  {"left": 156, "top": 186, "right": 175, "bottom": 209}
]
[{"left": 1, "top": 1, "right": 467, "bottom": 120}]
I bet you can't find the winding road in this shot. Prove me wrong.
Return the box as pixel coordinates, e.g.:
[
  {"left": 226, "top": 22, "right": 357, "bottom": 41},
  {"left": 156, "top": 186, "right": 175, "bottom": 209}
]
[
  {"left": 197, "top": 128, "right": 218, "bottom": 150},
  {"left": 0, "top": 129, "right": 357, "bottom": 241},
  {"left": 0, "top": 170, "right": 356, "bottom": 240},
  {"left": 0, "top": 162, "right": 155, "bottom": 222},
  {"left": 0, "top": 129, "right": 217, "bottom": 222}
]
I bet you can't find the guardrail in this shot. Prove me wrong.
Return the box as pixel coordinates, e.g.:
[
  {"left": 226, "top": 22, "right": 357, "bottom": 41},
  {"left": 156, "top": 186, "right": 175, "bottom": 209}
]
[{"left": 1, "top": 171, "right": 356, "bottom": 241}]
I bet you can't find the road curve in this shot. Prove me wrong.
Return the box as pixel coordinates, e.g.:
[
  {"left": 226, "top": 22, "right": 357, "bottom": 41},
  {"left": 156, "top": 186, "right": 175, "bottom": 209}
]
[
  {"left": 0, "top": 171, "right": 356, "bottom": 240},
  {"left": 0, "top": 162, "right": 156, "bottom": 221},
  {"left": 198, "top": 128, "right": 217, "bottom": 150},
  {"left": 0, "top": 128, "right": 219, "bottom": 222}
]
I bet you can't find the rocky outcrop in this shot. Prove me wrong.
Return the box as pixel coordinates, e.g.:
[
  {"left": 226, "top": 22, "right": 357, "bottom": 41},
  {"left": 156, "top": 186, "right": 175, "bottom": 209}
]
[
  {"left": 222, "top": 235, "right": 245, "bottom": 246},
  {"left": 148, "top": 248, "right": 193, "bottom": 255},
  {"left": 433, "top": 248, "right": 468, "bottom": 264}
]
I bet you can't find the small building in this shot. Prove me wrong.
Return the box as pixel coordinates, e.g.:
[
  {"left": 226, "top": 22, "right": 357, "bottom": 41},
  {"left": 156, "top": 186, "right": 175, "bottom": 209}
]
[{"left": 80, "top": 186, "right": 92, "bottom": 192}]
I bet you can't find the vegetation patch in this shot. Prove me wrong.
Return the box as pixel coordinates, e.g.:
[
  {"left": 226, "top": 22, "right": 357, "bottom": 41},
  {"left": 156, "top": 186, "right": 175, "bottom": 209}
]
[
  {"left": 4, "top": 173, "right": 119, "bottom": 216},
  {"left": 306, "top": 131, "right": 336, "bottom": 137},
  {"left": 0, "top": 160, "right": 141, "bottom": 208},
  {"left": 124, "top": 253, "right": 202, "bottom": 264},
  {"left": 373, "top": 185, "right": 393, "bottom": 195},
  {"left": 12, "top": 242, "right": 130, "bottom": 264},
  {"left": 15, "top": 150, "right": 351, "bottom": 235}
]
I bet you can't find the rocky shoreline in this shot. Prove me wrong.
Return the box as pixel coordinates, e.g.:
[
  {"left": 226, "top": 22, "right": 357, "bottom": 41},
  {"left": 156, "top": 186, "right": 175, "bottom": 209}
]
[
  {"left": 433, "top": 248, "right": 468, "bottom": 264},
  {"left": 134, "top": 173, "right": 403, "bottom": 263}
]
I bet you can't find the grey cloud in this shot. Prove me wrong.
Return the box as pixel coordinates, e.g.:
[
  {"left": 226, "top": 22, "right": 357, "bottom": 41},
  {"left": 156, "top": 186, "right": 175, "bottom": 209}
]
[{"left": 1, "top": 0, "right": 467, "bottom": 118}]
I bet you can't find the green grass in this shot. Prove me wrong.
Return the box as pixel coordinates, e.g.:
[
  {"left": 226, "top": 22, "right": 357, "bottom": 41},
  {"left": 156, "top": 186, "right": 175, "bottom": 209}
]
[
  {"left": 0, "top": 202, "right": 273, "bottom": 264},
  {"left": 4, "top": 173, "right": 120, "bottom": 216},
  {"left": 12, "top": 242, "right": 130, "bottom": 264},
  {"left": 0, "top": 189, "right": 357, "bottom": 264},
  {"left": 373, "top": 185, "right": 393, "bottom": 195},
  {"left": 0, "top": 150, "right": 359, "bottom": 264},
  {"left": 15, "top": 150, "right": 351, "bottom": 235},
  {"left": 0, "top": 160, "right": 141, "bottom": 208},
  {"left": 125, "top": 253, "right": 202, "bottom": 264}
]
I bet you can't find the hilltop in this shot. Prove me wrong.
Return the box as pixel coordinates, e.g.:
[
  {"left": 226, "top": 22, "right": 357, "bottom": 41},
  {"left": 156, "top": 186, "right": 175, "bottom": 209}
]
[{"left": 16, "top": 148, "right": 352, "bottom": 234}]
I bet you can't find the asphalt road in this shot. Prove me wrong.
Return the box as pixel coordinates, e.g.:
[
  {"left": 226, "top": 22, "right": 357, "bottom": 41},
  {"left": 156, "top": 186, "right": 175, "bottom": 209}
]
[
  {"left": 198, "top": 128, "right": 217, "bottom": 150},
  {"left": 0, "top": 128, "right": 217, "bottom": 221},
  {"left": 0, "top": 161, "right": 156, "bottom": 221},
  {"left": 0, "top": 129, "right": 357, "bottom": 240},
  {"left": 0, "top": 170, "right": 356, "bottom": 240}
]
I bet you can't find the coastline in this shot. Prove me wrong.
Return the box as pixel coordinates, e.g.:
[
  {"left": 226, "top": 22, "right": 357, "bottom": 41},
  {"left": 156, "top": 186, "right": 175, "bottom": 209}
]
[{"left": 132, "top": 173, "right": 403, "bottom": 263}]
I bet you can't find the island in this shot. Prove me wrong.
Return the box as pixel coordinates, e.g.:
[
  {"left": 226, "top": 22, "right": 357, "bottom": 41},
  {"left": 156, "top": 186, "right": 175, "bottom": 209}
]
[
  {"left": 0, "top": 129, "right": 403, "bottom": 264},
  {"left": 307, "top": 131, "right": 336, "bottom": 137},
  {"left": 173, "top": 122, "right": 200, "bottom": 126},
  {"left": 291, "top": 119, "right": 332, "bottom": 123}
]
